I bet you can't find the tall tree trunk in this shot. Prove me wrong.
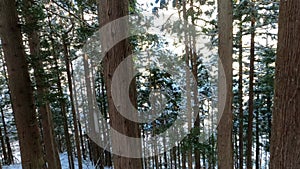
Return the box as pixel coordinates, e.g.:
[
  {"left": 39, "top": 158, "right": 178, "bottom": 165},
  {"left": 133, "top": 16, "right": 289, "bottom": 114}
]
[
  {"left": 238, "top": 19, "right": 244, "bottom": 169},
  {"left": 71, "top": 63, "right": 86, "bottom": 160},
  {"left": 54, "top": 55, "right": 75, "bottom": 169},
  {"left": 62, "top": 35, "right": 83, "bottom": 169},
  {"left": 270, "top": 0, "right": 300, "bottom": 168},
  {"left": 191, "top": 26, "right": 201, "bottom": 169},
  {"left": 23, "top": 1, "right": 62, "bottom": 168},
  {"left": 255, "top": 94, "right": 260, "bottom": 169},
  {"left": 0, "top": 1, "right": 45, "bottom": 168},
  {"left": 83, "top": 55, "right": 104, "bottom": 169},
  {"left": 217, "top": 0, "right": 234, "bottom": 168},
  {"left": 246, "top": 11, "right": 256, "bottom": 169},
  {"left": 182, "top": 1, "right": 193, "bottom": 168},
  {"left": 46, "top": 12, "right": 75, "bottom": 169},
  {"left": 99, "top": 0, "right": 143, "bottom": 168}
]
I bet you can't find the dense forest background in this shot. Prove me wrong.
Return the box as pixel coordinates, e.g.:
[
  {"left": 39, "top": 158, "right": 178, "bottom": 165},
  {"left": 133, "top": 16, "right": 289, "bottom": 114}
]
[{"left": 0, "top": 0, "right": 299, "bottom": 169}]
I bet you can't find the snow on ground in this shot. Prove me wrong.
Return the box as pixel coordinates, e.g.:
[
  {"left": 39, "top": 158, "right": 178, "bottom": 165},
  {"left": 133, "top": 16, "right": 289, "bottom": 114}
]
[{"left": 3, "top": 153, "right": 112, "bottom": 169}]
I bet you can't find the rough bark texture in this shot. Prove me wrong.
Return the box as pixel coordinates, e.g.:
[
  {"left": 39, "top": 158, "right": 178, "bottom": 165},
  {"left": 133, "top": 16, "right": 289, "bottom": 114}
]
[
  {"left": 0, "top": 1, "right": 45, "bottom": 168},
  {"left": 99, "top": 0, "right": 143, "bottom": 168},
  {"left": 217, "top": 0, "right": 234, "bottom": 168},
  {"left": 270, "top": 0, "right": 300, "bottom": 169}
]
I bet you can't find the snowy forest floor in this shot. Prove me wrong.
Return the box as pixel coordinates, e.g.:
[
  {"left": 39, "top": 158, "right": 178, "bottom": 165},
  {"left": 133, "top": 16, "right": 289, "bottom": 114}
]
[{"left": 2, "top": 152, "right": 112, "bottom": 169}]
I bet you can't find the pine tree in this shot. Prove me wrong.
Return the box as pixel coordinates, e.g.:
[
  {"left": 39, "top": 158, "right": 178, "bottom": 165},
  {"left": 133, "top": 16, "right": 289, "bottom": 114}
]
[
  {"left": 217, "top": 0, "right": 234, "bottom": 168},
  {"left": 0, "top": 0, "right": 45, "bottom": 168}
]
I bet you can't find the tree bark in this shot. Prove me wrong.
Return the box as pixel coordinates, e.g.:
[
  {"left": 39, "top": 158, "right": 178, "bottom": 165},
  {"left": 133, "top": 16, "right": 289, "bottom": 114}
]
[
  {"left": 99, "top": 0, "right": 143, "bottom": 168},
  {"left": 217, "top": 0, "right": 234, "bottom": 168},
  {"left": 246, "top": 10, "right": 256, "bottom": 169},
  {"left": 270, "top": 0, "right": 300, "bottom": 168},
  {"left": 22, "top": 1, "right": 62, "bottom": 168},
  {"left": 0, "top": 1, "right": 45, "bottom": 168},
  {"left": 238, "top": 19, "right": 244, "bottom": 169}
]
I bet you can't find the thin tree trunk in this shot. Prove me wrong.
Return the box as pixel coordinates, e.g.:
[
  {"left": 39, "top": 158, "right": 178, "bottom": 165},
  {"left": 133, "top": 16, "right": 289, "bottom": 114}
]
[
  {"left": 182, "top": 145, "right": 187, "bottom": 169},
  {"left": 71, "top": 63, "right": 86, "bottom": 160},
  {"left": 0, "top": 30, "right": 14, "bottom": 166},
  {"left": 217, "top": 0, "right": 234, "bottom": 168},
  {"left": 46, "top": 12, "right": 75, "bottom": 169},
  {"left": 177, "top": 144, "right": 181, "bottom": 168},
  {"left": 0, "top": 116, "right": 7, "bottom": 164},
  {"left": 163, "top": 132, "right": 168, "bottom": 169},
  {"left": 83, "top": 55, "right": 104, "bottom": 169},
  {"left": 0, "top": 1, "right": 45, "bottom": 168},
  {"left": 255, "top": 95, "right": 260, "bottom": 169},
  {"left": 172, "top": 146, "right": 177, "bottom": 169},
  {"left": 182, "top": 1, "right": 193, "bottom": 168},
  {"left": 191, "top": 26, "right": 201, "bottom": 169},
  {"left": 270, "top": 0, "right": 300, "bottom": 168},
  {"left": 54, "top": 56, "right": 75, "bottom": 169},
  {"left": 234, "top": 131, "right": 239, "bottom": 169},
  {"left": 100, "top": 73, "right": 112, "bottom": 167},
  {"left": 62, "top": 35, "right": 83, "bottom": 169},
  {"left": 238, "top": 19, "right": 244, "bottom": 169},
  {"left": 246, "top": 12, "right": 256, "bottom": 169}
]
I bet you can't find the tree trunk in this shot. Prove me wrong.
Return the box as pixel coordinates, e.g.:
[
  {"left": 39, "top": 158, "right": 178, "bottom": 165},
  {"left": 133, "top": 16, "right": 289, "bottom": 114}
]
[
  {"left": 246, "top": 10, "right": 255, "bottom": 169},
  {"left": 182, "top": 1, "right": 193, "bottom": 168},
  {"left": 0, "top": 1, "right": 45, "bottom": 168},
  {"left": 270, "top": 0, "right": 300, "bottom": 168},
  {"left": 22, "top": 1, "right": 62, "bottom": 168},
  {"left": 238, "top": 18, "right": 244, "bottom": 169},
  {"left": 99, "top": 0, "right": 143, "bottom": 168},
  {"left": 255, "top": 94, "right": 260, "bottom": 169},
  {"left": 83, "top": 55, "right": 104, "bottom": 169},
  {"left": 217, "top": 0, "right": 234, "bottom": 168},
  {"left": 191, "top": 26, "right": 201, "bottom": 169},
  {"left": 62, "top": 35, "right": 83, "bottom": 169},
  {"left": 182, "top": 145, "right": 186, "bottom": 169},
  {"left": 46, "top": 12, "right": 75, "bottom": 168},
  {"left": 71, "top": 63, "right": 87, "bottom": 160},
  {"left": 99, "top": 73, "right": 112, "bottom": 167},
  {"left": 54, "top": 55, "right": 75, "bottom": 169},
  {"left": 0, "top": 58, "right": 14, "bottom": 165},
  {"left": 177, "top": 145, "right": 181, "bottom": 168},
  {"left": 0, "top": 117, "right": 7, "bottom": 164}
]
